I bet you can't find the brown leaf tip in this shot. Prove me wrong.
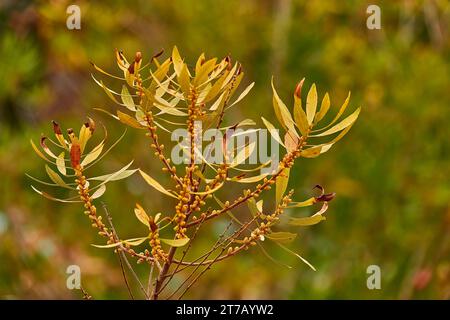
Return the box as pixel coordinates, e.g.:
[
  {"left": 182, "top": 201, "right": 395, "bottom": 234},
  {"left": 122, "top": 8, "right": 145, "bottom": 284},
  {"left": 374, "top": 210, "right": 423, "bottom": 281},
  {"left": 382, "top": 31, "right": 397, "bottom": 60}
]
[
  {"left": 52, "top": 121, "right": 62, "bottom": 135},
  {"left": 295, "top": 78, "right": 305, "bottom": 98}
]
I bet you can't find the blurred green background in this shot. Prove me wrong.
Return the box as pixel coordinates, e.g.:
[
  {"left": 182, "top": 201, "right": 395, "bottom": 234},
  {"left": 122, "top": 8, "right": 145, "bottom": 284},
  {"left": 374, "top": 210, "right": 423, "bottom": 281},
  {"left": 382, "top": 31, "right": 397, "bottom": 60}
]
[{"left": 0, "top": 0, "right": 449, "bottom": 299}]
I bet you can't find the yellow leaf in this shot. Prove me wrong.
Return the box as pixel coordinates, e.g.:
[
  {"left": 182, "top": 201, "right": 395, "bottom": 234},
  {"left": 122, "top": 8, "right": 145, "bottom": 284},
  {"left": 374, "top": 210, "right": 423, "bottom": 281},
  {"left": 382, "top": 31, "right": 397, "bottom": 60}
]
[
  {"left": 117, "top": 110, "right": 144, "bottom": 129},
  {"left": 139, "top": 169, "right": 178, "bottom": 199},
  {"left": 288, "top": 203, "right": 328, "bottom": 226},
  {"left": 178, "top": 63, "right": 191, "bottom": 97},
  {"left": 314, "top": 107, "right": 360, "bottom": 137},
  {"left": 271, "top": 78, "right": 298, "bottom": 136},
  {"left": 227, "top": 82, "right": 255, "bottom": 109},
  {"left": 284, "top": 131, "right": 299, "bottom": 152},
  {"left": 314, "top": 92, "right": 330, "bottom": 124},
  {"left": 229, "top": 172, "right": 269, "bottom": 184},
  {"left": 306, "top": 83, "right": 317, "bottom": 125},
  {"left": 121, "top": 85, "right": 136, "bottom": 111},
  {"left": 293, "top": 102, "right": 309, "bottom": 137},
  {"left": 45, "top": 165, "right": 70, "bottom": 189},
  {"left": 56, "top": 152, "right": 66, "bottom": 175},
  {"left": 31, "top": 139, "right": 49, "bottom": 161},
  {"left": 324, "top": 91, "right": 351, "bottom": 129},
  {"left": 261, "top": 117, "right": 285, "bottom": 148},
  {"left": 172, "top": 46, "right": 184, "bottom": 77},
  {"left": 81, "top": 143, "right": 104, "bottom": 167},
  {"left": 135, "top": 203, "right": 150, "bottom": 227},
  {"left": 91, "top": 184, "right": 106, "bottom": 199},
  {"left": 276, "top": 168, "right": 290, "bottom": 204}
]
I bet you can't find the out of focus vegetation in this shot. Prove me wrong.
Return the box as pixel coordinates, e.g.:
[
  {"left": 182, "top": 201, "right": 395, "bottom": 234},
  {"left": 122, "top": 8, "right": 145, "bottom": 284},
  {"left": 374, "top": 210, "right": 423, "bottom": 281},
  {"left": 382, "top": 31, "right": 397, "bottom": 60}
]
[{"left": 0, "top": 0, "right": 449, "bottom": 299}]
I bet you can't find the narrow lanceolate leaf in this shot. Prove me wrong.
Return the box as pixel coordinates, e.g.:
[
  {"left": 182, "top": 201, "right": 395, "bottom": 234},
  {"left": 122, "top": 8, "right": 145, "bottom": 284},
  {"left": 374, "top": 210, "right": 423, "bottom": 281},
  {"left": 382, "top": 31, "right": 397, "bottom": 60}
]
[
  {"left": 288, "top": 197, "right": 316, "bottom": 208},
  {"left": 229, "top": 172, "right": 269, "bottom": 184},
  {"left": 121, "top": 85, "right": 136, "bottom": 111},
  {"left": 81, "top": 143, "right": 104, "bottom": 167},
  {"left": 288, "top": 202, "right": 328, "bottom": 226},
  {"left": 178, "top": 63, "right": 191, "bottom": 97},
  {"left": 91, "top": 184, "right": 106, "bottom": 199},
  {"left": 117, "top": 110, "right": 144, "bottom": 129},
  {"left": 306, "top": 83, "right": 317, "bottom": 125},
  {"left": 134, "top": 203, "right": 150, "bottom": 227},
  {"left": 194, "top": 57, "right": 217, "bottom": 86},
  {"left": 45, "top": 165, "right": 70, "bottom": 189},
  {"left": 139, "top": 169, "right": 177, "bottom": 199},
  {"left": 314, "top": 92, "right": 330, "bottom": 124},
  {"left": 313, "top": 107, "right": 360, "bottom": 137},
  {"left": 266, "top": 232, "right": 297, "bottom": 244},
  {"left": 300, "top": 146, "right": 322, "bottom": 158},
  {"left": 56, "top": 152, "right": 66, "bottom": 175},
  {"left": 271, "top": 78, "right": 298, "bottom": 137},
  {"left": 231, "top": 142, "right": 256, "bottom": 167},
  {"left": 293, "top": 100, "right": 309, "bottom": 137},
  {"left": 31, "top": 139, "right": 50, "bottom": 162},
  {"left": 89, "top": 169, "right": 137, "bottom": 182},
  {"left": 123, "top": 237, "right": 148, "bottom": 246},
  {"left": 275, "top": 242, "right": 316, "bottom": 271},
  {"left": 227, "top": 82, "right": 255, "bottom": 109},
  {"left": 276, "top": 168, "right": 290, "bottom": 204},
  {"left": 160, "top": 237, "right": 190, "bottom": 247},
  {"left": 31, "top": 186, "right": 80, "bottom": 203},
  {"left": 209, "top": 91, "right": 227, "bottom": 111},
  {"left": 324, "top": 91, "right": 351, "bottom": 129},
  {"left": 172, "top": 46, "right": 184, "bottom": 77},
  {"left": 261, "top": 117, "right": 285, "bottom": 148}
]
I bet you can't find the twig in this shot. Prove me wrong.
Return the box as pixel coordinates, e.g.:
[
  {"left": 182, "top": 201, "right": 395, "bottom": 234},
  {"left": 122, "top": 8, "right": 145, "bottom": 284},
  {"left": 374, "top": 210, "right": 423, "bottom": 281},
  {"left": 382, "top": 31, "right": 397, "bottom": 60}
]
[{"left": 102, "top": 203, "right": 150, "bottom": 299}]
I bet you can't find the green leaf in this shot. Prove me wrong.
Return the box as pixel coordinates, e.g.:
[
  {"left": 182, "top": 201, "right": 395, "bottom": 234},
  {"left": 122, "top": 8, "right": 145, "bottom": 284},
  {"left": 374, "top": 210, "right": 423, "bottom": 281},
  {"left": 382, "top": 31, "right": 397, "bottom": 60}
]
[
  {"left": 306, "top": 83, "right": 318, "bottom": 125},
  {"left": 139, "top": 169, "right": 177, "bottom": 199},
  {"left": 160, "top": 237, "right": 190, "bottom": 247},
  {"left": 266, "top": 232, "right": 297, "bottom": 243}
]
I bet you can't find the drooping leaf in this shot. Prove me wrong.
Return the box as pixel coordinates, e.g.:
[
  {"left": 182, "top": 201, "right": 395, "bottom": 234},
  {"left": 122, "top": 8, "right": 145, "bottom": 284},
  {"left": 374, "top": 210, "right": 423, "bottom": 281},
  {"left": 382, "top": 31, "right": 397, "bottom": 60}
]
[
  {"left": 160, "top": 237, "right": 190, "bottom": 247},
  {"left": 139, "top": 169, "right": 177, "bottom": 199},
  {"left": 229, "top": 172, "right": 269, "bottom": 184},
  {"left": 31, "top": 186, "right": 80, "bottom": 203},
  {"left": 288, "top": 197, "right": 316, "bottom": 208},
  {"left": 275, "top": 242, "right": 316, "bottom": 271}
]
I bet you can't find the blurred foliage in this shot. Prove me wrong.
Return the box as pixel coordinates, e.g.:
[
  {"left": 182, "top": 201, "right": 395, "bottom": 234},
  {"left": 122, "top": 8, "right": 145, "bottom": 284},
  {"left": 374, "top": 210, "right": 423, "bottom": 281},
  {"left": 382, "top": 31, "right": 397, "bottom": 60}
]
[{"left": 0, "top": 0, "right": 449, "bottom": 299}]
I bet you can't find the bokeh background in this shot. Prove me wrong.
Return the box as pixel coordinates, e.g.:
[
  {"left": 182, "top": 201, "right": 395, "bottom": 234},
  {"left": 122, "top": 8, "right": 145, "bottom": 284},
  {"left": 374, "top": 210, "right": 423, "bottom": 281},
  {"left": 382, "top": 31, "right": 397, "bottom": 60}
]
[{"left": 0, "top": 0, "right": 449, "bottom": 299}]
